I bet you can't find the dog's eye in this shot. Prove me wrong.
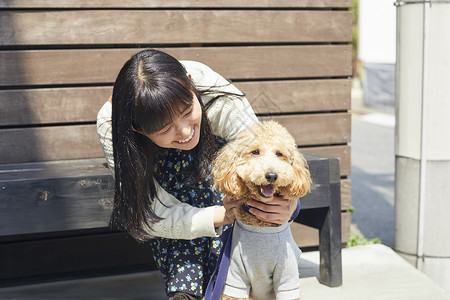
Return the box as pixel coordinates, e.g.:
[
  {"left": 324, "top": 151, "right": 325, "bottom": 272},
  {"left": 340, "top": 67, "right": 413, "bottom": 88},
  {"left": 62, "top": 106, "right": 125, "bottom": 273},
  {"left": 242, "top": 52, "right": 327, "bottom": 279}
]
[
  {"left": 276, "top": 151, "right": 283, "bottom": 157},
  {"left": 251, "top": 150, "right": 260, "bottom": 155}
]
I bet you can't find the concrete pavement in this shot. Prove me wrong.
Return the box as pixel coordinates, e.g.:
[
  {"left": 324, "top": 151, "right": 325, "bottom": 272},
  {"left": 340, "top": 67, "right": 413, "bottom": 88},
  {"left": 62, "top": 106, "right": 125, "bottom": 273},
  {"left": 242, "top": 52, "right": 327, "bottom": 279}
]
[
  {"left": 350, "top": 78, "right": 396, "bottom": 247},
  {"left": 351, "top": 115, "right": 395, "bottom": 247},
  {"left": 300, "top": 245, "right": 450, "bottom": 300}
]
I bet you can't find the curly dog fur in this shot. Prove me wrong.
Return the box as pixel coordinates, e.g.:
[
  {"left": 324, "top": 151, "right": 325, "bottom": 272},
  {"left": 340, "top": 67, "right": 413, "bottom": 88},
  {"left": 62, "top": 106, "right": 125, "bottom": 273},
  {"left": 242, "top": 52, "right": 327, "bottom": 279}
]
[
  {"left": 212, "top": 120, "right": 311, "bottom": 227},
  {"left": 211, "top": 120, "right": 311, "bottom": 300}
]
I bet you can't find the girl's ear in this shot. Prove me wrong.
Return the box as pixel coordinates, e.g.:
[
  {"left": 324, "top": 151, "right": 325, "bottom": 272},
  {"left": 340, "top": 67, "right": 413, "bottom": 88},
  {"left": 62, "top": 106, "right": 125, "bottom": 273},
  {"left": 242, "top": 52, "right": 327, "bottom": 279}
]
[
  {"left": 131, "top": 124, "right": 140, "bottom": 133},
  {"left": 212, "top": 142, "right": 247, "bottom": 197},
  {"left": 284, "top": 149, "right": 312, "bottom": 199},
  {"left": 131, "top": 124, "right": 146, "bottom": 136},
  {"left": 187, "top": 72, "right": 192, "bottom": 80}
]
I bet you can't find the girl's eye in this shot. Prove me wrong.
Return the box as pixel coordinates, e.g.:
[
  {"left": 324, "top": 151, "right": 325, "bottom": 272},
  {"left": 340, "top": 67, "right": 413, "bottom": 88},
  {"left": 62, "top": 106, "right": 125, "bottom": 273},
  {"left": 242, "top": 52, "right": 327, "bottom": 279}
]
[
  {"left": 160, "top": 126, "right": 172, "bottom": 135},
  {"left": 276, "top": 151, "right": 283, "bottom": 157},
  {"left": 251, "top": 150, "right": 260, "bottom": 155},
  {"left": 183, "top": 107, "right": 193, "bottom": 117}
]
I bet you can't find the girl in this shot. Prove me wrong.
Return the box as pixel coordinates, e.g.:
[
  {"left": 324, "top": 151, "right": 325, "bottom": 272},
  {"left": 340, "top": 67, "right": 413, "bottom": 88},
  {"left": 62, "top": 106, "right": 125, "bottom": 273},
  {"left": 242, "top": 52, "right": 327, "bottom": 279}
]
[{"left": 96, "top": 49, "right": 297, "bottom": 300}]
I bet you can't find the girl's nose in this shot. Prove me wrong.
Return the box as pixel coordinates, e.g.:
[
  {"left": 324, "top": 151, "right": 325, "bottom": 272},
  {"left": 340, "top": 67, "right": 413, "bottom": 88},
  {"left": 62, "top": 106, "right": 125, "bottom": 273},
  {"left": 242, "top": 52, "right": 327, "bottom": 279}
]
[
  {"left": 176, "top": 121, "right": 191, "bottom": 139},
  {"left": 179, "top": 126, "right": 191, "bottom": 138}
]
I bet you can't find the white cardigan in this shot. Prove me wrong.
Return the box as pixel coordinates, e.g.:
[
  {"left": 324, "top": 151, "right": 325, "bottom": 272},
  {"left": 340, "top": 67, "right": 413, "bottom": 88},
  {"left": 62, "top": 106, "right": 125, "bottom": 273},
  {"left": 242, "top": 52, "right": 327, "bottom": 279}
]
[{"left": 96, "top": 61, "right": 258, "bottom": 240}]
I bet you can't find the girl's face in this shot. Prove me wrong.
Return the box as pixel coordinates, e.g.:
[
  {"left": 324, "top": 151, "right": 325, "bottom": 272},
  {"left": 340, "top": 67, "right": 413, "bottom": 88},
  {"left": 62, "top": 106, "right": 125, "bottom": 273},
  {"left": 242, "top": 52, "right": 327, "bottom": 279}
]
[{"left": 145, "top": 95, "right": 202, "bottom": 150}]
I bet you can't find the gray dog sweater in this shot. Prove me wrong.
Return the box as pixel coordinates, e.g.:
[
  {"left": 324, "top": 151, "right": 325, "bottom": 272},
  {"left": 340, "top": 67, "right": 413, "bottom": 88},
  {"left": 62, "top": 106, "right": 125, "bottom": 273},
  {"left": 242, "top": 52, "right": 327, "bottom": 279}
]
[{"left": 222, "top": 220, "right": 302, "bottom": 300}]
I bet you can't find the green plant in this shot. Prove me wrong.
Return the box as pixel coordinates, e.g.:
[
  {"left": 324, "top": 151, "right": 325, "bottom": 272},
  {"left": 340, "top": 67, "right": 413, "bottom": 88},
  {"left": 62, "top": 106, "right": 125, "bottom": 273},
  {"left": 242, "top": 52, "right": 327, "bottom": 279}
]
[
  {"left": 350, "top": 0, "right": 359, "bottom": 77},
  {"left": 346, "top": 232, "right": 381, "bottom": 248},
  {"left": 347, "top": 205, "right": 355, "bottom": 213}
]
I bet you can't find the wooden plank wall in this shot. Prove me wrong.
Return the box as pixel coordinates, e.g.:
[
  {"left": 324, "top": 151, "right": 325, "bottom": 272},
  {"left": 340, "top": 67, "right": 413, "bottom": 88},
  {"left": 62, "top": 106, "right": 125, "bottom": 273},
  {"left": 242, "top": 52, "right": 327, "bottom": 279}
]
[{"left": 0, "top": 1, "right": 353, "bottom": 243}]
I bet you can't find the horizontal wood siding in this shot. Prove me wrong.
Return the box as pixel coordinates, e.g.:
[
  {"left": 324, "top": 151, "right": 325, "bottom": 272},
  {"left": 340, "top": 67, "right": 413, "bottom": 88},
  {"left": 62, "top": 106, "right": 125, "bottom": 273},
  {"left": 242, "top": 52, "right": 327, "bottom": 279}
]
[
  {"left": 0, "top": 46, "right": 352, "bottom": 86},
  {"left": 1, "top": 10, "right": 352, "bottom": 45},
  {"left": 0, "top": 79, "right": 351, "bottom": 126},
  {"left": 235, "top": 79, "right": 352, "bottom": 114},
  {"left": 0, "top": 0, "right": 353, "bottom": 9},
  {"left": 0, "top": 114, "right": 350, "bottom": 176},
  {"left": 0, "top": 87, "right": 112, "bottom": 126},
  {"left": 341, "top": 179, "right": 352, "bottom": 210},
  {"left": 0, "top": 125, "right": 102, "bottom": 164},
  {"left": 291, "top": 212, "right": 351, "bottom": 247},
  {"left": 260, "top": 113, "right": 351, "bottom": 146},
  {"left": 304, "top": 146, "right": 351, "bottom": 177}
]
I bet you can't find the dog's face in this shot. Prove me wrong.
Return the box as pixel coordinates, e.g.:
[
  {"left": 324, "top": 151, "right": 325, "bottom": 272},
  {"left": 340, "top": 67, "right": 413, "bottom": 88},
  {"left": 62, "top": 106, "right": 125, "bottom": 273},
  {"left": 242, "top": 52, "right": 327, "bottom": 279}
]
[{"left": 212, "top": 121, "right": 311, "bottom": 202}]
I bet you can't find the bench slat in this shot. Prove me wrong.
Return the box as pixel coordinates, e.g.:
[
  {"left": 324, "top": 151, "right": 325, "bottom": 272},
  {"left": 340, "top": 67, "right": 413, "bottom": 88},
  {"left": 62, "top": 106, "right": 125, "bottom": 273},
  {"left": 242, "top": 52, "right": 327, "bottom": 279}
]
[
  {"left": 0, "top": 154, "right": 335, "bottom": 239},
  {"left": 0, "top": 158, "right": 110, "bottom": 180},
  {"left": 1, "top": 10, "right": 351, "bottom": 46},
  {"left": 0, "top": 175, "right": 113, "bottom": 237},
  {"left": 0, "top": 46, "right": 352, "bottom": 87}
]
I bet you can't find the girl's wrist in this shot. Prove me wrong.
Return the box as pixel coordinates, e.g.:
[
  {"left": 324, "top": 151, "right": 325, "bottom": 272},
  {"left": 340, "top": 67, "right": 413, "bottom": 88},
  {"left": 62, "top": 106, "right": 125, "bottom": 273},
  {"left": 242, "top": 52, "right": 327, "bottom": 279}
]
[{"left": 213, "top": 206, "right": 227, "bottom": 228}]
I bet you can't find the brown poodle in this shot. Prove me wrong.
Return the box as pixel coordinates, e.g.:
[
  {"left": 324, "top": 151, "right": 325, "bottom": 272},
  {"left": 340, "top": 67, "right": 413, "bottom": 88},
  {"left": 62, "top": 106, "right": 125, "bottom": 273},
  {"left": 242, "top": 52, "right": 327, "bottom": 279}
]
[{"left": 212, "top": 120, "right": 311, "bottom": 300}]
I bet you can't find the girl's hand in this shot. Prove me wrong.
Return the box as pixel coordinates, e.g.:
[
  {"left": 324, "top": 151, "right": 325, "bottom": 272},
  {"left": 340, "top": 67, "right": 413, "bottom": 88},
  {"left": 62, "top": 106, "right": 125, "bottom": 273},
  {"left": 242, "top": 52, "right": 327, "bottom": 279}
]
[
  {"left": 246, "top": 197, "right": 296, "bottom": 225},
  {"left": 213, "top": 195, "right": 238, "bottom": 227}
]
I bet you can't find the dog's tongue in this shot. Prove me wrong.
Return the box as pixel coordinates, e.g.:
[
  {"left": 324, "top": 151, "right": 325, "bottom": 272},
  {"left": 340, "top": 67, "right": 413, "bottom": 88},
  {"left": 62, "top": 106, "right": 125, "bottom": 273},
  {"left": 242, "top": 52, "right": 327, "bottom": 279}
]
[{"left": 260, "top": 185, "right": 275, "bottom": 198}]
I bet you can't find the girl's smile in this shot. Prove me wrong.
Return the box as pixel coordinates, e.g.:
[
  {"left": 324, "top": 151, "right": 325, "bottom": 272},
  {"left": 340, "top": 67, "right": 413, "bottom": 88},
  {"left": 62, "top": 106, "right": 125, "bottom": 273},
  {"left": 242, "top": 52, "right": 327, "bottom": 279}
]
[{"left": 175, "top": 127, "right": 195, "bottom": 144}]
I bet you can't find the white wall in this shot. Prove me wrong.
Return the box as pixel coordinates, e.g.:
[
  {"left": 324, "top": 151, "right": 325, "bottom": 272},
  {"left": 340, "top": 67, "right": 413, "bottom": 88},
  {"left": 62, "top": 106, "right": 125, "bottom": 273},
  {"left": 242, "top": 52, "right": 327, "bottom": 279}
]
[{"left": 358, "top": 0, "right": 397, "bottom": 64}]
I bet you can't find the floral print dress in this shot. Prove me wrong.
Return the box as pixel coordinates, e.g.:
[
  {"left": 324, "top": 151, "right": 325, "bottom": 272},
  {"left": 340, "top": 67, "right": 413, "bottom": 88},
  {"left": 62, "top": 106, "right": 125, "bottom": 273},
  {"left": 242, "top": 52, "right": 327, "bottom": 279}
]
[{"left": 151, "top": 144, "right": 225, "bottom": 298}]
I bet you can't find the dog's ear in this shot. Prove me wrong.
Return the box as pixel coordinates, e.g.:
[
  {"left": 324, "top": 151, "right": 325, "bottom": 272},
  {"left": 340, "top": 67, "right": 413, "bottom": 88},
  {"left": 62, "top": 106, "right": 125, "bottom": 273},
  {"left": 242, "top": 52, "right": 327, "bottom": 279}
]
[
  {"left": 285, "top": 149, "right": 312, "bottom": 199},
  {"left": 212, "top": 142, "right": 247, "bottom": 197}
]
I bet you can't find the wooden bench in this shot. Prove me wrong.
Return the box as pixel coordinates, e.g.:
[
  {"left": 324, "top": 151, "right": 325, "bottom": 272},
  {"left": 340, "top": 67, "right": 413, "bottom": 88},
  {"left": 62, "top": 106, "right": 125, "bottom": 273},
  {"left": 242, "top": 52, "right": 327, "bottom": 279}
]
[
  {"left": 0, "top": 154, "right": 342, "bottom": 287},
  {"left": 0, "top": 0, "right": 351, "bottom": 288}
]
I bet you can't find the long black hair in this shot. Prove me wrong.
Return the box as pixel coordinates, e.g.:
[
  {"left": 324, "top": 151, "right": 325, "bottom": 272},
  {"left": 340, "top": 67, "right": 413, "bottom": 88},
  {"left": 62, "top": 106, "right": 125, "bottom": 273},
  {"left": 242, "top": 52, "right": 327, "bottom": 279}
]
[{"left": 111, "top": 49, "right": 221, "bottom": 241}]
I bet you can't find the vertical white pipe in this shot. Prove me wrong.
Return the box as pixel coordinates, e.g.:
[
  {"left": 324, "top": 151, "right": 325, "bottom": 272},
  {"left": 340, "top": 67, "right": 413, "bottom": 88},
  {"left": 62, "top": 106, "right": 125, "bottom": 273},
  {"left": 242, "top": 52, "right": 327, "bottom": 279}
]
[{"left": 416, "top": 0, "right": 431, "bottom": 270}]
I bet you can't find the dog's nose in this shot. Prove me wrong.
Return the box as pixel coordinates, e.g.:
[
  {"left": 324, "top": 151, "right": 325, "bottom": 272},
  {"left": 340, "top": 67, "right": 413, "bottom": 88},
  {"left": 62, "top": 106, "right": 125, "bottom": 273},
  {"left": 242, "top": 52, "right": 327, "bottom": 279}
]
[{"left": 265, "top": 171, "right": 278, "bottom": 183}]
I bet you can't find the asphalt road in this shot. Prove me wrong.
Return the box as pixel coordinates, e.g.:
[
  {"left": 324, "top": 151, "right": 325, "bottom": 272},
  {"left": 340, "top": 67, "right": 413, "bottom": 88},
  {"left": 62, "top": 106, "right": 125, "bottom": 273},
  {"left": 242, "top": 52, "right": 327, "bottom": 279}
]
[{"left": 350, "top": 113, "right": 395, "bottom": 247}]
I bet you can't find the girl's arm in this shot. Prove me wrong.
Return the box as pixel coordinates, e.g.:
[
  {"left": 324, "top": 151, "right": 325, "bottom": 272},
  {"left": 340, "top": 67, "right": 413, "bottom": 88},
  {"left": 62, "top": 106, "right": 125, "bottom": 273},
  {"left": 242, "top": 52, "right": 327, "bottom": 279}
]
[
  {"left": 97, "top": 101, "right": 115, "bottom": 174},
  {"left": 145, "top": 179, "right": 227, "bottom": 239},
  {"left": 97, "top": 101, "right": 229, "bottom": 240}
]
